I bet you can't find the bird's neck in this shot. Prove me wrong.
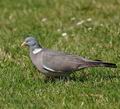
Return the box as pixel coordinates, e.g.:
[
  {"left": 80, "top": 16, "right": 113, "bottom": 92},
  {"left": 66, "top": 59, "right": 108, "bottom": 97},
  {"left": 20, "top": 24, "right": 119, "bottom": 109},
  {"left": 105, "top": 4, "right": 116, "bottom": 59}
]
[{"left": 30, "top": 44, "right": 42, "bottom": 51}]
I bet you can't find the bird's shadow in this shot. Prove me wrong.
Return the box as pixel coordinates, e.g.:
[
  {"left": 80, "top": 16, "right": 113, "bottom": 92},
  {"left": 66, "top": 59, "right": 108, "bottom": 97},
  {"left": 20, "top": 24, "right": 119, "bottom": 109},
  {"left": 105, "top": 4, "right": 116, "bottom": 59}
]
[{"left": 43, "top": 72, "right": 120, "bottom": 83}]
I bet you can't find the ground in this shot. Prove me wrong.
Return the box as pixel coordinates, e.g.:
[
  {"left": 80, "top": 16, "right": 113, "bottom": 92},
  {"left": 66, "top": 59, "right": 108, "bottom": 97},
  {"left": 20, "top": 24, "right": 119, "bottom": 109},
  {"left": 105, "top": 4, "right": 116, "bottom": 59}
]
[{"left": 0, "top": 0, "right": 120, "bottom": 109}]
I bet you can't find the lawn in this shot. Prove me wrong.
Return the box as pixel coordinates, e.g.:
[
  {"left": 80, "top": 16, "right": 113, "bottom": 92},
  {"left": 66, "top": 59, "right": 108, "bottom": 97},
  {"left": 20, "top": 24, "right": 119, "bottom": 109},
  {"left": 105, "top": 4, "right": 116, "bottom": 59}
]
[{"left": 0, "top": 0, "right": 120, "bottom": 109}]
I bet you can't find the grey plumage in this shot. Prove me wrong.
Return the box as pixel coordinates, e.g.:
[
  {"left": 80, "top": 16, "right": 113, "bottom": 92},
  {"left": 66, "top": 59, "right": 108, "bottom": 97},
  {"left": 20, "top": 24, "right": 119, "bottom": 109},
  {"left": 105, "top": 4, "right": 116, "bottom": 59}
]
[{"left": 21, "top": 36, "right": 117, "bottom": 77}]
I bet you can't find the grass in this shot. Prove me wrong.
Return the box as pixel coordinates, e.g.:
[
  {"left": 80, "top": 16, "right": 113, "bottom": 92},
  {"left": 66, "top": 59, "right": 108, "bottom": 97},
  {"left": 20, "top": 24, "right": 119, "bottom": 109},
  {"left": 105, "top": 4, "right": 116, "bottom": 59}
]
[{"left": 0, "top": 0, "right": 120, "bottom": 108}]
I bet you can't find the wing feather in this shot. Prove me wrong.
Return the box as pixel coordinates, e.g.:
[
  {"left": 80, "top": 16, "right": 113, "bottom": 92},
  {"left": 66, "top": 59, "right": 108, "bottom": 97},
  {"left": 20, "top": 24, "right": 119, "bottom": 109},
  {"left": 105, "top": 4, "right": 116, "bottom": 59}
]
[{"left": 41, "top": 50, "right": 87, "bottom": 73}]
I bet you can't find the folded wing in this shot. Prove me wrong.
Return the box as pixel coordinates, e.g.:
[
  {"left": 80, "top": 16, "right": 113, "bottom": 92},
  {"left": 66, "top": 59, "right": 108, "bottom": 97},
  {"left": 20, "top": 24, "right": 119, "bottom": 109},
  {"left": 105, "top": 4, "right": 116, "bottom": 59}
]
[{"left": 41, "top": 50, "right": 88, "bottom": 73}]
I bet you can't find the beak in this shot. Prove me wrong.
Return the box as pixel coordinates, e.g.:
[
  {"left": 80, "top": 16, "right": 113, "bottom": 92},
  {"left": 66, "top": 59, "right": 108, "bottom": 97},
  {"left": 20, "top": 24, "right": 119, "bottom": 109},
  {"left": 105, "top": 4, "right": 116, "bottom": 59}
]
[{"left": 21, "top": 41, "right": 27, "bottom": 47}]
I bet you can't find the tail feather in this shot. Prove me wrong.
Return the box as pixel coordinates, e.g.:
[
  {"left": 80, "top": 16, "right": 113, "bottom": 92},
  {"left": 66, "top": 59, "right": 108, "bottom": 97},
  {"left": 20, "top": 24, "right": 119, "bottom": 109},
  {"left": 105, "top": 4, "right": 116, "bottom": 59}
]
[
  {"left": 101, "top": 62, "right": 117, "bottom": 68},
  {"left": 85, "top": 61, "right": 117, "bottom": 68}
]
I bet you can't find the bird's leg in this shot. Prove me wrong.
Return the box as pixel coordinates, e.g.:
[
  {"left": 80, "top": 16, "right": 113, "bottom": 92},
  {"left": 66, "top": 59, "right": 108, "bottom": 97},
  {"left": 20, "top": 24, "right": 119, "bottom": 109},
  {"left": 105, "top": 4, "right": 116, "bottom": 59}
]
[{"left": 59, "top": 76, "right": 70, "bottom": 81}]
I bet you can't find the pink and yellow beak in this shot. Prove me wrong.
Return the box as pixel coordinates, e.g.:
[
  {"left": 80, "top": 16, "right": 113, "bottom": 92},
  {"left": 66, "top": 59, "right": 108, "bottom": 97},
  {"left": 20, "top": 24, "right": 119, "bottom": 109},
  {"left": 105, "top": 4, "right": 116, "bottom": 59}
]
[{"left": 21, "top": 41, "right": 27, "bottom": 47}]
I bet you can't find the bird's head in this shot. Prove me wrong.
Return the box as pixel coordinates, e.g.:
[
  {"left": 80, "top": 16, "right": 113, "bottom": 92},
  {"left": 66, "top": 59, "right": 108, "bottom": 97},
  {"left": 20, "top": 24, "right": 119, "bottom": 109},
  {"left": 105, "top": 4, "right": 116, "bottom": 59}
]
[{"left": 21, "top": 36, "right": 42, "bottom": 50}]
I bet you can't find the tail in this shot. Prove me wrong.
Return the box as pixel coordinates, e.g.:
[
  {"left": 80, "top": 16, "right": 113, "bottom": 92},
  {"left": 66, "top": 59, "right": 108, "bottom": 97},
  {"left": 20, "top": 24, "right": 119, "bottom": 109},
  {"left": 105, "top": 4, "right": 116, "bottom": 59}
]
[{"left": 85, "top": 60, "right": 117, "bottom": 68}]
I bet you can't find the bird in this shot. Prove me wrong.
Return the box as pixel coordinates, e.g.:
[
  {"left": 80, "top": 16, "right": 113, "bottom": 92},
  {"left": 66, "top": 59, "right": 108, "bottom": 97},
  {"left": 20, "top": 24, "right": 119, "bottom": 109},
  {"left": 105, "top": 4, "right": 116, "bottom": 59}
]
[{"left": 21, "top": 36, "right": 117, "bottom": 79}]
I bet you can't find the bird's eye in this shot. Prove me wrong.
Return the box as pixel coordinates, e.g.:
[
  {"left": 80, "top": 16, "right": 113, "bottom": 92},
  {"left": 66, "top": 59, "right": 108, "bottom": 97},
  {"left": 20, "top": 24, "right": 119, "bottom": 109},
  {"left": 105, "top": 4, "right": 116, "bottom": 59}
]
[{"left": 26, "top": 40, "right": 29, "bottom": 43}]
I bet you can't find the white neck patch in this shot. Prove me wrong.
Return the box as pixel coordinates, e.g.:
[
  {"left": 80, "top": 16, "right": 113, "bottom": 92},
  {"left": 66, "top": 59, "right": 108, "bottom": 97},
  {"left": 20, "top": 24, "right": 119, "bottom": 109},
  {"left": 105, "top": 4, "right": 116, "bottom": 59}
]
[{"left": 33, "top": 48, "right": 42, "bottom": 54}]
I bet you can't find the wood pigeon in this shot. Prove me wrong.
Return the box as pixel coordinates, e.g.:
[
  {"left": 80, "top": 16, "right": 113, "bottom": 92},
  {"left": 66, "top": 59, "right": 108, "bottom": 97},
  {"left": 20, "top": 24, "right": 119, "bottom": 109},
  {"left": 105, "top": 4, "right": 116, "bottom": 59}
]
[{"left": 21, "top": 36, "right": 117, "bottom": 78}]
